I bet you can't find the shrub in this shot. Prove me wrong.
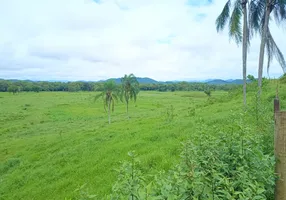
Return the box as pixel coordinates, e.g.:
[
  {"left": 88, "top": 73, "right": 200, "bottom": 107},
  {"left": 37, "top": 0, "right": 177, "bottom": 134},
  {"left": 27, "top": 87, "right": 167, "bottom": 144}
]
[{"left": 104, "top": 113, "right": 276, "bottom": 199}]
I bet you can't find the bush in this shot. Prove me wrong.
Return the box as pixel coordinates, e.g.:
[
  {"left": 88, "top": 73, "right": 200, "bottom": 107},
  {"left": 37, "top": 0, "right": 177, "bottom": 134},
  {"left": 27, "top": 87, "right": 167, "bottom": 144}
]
[
  {"left": 280, "top": 73, "right": 286, "bottom": 84},
  {"left": 100, "top": 113, "right": 276, "bottom": 199},
  {"left": 204, "top": 89, "right": 211, "bottom": 97}
]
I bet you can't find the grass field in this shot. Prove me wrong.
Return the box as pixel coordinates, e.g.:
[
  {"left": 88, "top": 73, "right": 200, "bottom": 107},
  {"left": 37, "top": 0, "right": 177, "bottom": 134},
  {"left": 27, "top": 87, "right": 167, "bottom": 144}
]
[{"left": 0, "top": 82, "right": 285, "bottom": 199}]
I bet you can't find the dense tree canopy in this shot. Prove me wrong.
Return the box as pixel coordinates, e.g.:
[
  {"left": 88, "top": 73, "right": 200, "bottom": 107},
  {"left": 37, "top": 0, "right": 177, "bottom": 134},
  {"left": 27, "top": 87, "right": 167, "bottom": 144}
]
[{"left": 0, "top": 79, "right": 240, "bottom": 93}]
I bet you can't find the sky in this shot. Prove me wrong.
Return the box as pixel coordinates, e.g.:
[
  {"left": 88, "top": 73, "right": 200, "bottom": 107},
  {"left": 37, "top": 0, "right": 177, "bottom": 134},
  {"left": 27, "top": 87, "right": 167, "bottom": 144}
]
[{"left": 0, "top": 0, "right": 285, "bottom": 81}]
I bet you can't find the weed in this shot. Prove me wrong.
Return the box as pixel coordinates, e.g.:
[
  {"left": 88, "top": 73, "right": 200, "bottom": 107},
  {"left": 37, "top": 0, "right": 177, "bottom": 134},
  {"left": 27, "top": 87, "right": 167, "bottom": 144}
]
[{"left": 165, "top": 105, "right": 176, "bottom": 122}]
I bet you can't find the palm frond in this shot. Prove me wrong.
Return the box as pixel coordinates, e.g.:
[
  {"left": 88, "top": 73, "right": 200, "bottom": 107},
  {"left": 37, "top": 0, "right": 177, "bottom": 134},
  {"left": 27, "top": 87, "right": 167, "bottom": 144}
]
[
  {"left": 111, "top": 98, "right": 115, "bottom": 112},
  {"left": 112, "top": 93, "right": 119, "bottom": 101},
  {"left": 228, "top": 0, "right": 243, "bottom": 44},
  {"left": 104, "top": 99, "right": 108, "bottom": 112},
  {"left": 216, "top": 0, "right": 232, "bottom": 32},
  {"left": 265, "top": 35, "right": 273, "bottom": 76},
  {"left": 246, "top": 23, "right": 251, "bottom": 48},
  {"left": 273, "top": 0, "right": 286, "bottom": 25},
  {"left": 249, "top": 0, "right": 265, "bottom": 36},
  {"left": 120, "top": 73, "right": 139, "bottom": 104},
  {"left": 265, "top": 28, "right": 286, "bottom": 74},
  {"left": 132, "top": 89, "right": 137, "bottom": 102},
  {"left": 94, "top": 92, "right": 103, "bottom": 102}
]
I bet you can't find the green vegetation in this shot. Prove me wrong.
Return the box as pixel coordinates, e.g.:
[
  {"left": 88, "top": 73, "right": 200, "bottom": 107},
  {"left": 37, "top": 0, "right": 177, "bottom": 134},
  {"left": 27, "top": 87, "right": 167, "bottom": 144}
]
[
  {"left": 120, "top": 74, "right": 140, "bottom": 119},
  {"left": 0, "top": 79, "right": 239, "bottom": 93},
  {"left": 7, "top": 85, "right": 20, "bottom": 94},
  {"left": 94, "top": 80, "right": 119, "bottom": 124},
  {"left": 0, "top": 79, "right": 285, "bottom": 199},
  {"left": 204, "top": 88, "right": 212, "bottom": 97}
]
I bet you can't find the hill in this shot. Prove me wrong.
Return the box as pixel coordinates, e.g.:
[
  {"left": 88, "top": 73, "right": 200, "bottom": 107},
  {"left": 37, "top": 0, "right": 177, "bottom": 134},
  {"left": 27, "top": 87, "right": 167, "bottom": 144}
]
[
  {"left": 0, "top": 77, "right": 251, "bottom": 85},
  {"left": 206, "top": 79, "right": 229, "bottom": 85},
  {"left": 205, "top": 79, "right": 252, "bottom": 85},
  {"left": 103, "top": 78, "right": 248, "bottom": 85},
  {"left": 102, "top": 77, "right": 158, "bottom": 84}
]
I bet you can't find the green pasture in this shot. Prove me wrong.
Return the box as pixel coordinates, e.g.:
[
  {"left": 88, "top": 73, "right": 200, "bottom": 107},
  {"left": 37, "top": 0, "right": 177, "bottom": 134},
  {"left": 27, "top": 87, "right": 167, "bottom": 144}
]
[{"left": 0, "top": 83, "right": 285, "bottom": 199}]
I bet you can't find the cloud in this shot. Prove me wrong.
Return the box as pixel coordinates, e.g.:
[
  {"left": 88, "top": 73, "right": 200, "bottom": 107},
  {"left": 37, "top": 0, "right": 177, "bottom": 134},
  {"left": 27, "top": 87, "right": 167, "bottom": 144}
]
[{"left": 0, "top": 0, "right": 285, "bottom": 81}]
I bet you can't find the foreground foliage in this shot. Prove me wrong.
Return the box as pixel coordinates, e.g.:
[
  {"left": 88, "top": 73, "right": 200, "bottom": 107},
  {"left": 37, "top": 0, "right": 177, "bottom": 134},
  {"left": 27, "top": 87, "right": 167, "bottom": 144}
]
[{"left": 103, "top": 108, "right": 276, "bottom": 199}]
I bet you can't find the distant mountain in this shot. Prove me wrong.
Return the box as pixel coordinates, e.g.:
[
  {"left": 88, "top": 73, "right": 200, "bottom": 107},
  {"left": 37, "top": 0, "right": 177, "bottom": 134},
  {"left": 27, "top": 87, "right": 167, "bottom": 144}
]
[
  {"left": 104, "top": 77, "right": 158, "bottom": 84},
  {"left": 206, "top": 79, "right": 229, "bottom": 85},
  {"left": 0, "top": 77, "right": 250, "bottom": 85},
  {"left": 206, "top": 79, "right": 251, "bottom": 85},
  {"left": 226, "top": 79, "right": 244, "bottom": 84},
  {"left": 102, "top": 77, "right": 248, "bottom": 85}
]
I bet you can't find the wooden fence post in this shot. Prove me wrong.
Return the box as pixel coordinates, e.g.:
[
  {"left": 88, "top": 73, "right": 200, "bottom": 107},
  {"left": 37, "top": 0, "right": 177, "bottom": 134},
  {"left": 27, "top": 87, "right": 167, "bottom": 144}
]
[{"left": 274, "top": 98, "right": 286, "bottom": 200}]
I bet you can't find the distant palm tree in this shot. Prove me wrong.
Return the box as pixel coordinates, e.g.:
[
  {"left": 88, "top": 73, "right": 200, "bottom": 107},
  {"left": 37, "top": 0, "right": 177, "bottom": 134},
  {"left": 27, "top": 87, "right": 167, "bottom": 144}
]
[
  {"left": 120, "top": 74, "right": 139, "bottom": 119},
  {"left": 95, "top": 80, "right": 119, "bottom": 124},
  {"left": 249, "top": 0, "right": 286, "bottom": 94},
  {"left": 216, "top": 0, "right": 249, "bottom": 106}
]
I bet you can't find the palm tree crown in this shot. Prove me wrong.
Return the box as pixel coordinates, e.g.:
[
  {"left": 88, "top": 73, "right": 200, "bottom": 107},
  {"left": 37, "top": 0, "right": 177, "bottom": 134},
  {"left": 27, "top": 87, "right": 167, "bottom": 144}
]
[
  {"left": 120, "top": 74, "right": 140, "bottom": 118},
  {"left": 249, "top": 0, "right": 286, "bottom": 93},
  {"left": 216, "top": 0, "right": 249, "bottom": 106},
  {"left": 95, "top": 80, "right": 119, "bottom": 124}
]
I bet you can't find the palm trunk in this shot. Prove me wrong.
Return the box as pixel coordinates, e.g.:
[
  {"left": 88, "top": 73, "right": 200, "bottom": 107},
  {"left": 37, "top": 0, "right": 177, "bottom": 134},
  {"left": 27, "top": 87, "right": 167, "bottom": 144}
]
[
  {"left": 242, "top": 0, "right": 248, "bottom": 107},
  {"left": 126, "top": 100, "right": 129, "bottom": 119},
  {"left": 108, "top": 99, "right": 111, "bottom": 124},
  {"left": 258, "top": 1, "right": 271, "bottom": 96}
]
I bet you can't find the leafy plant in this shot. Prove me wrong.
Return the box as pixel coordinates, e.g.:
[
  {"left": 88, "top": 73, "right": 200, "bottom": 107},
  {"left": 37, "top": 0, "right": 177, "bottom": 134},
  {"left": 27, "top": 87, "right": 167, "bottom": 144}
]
[
  {"left": 74, "top": 184, "right": 97, "bottom": 200},
  {"left": 110, "top": 151, "right": 148, "bottom": 200},
  {"left": 165, "top": 105, "right": 176, "bottom": 122},
  {"left": 204, "top": 88, "right": 211, "bottom": 97},
  {"left": 106, "top": 112, "right": 275, "bottom": 199},
  {"left": 187, "top": 107, "right": 196, "bottom": 117}
]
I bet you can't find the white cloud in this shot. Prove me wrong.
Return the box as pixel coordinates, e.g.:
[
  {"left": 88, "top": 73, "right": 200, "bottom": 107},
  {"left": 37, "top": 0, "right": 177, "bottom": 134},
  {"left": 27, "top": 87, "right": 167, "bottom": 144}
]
[{"left": 0, "top": 0, "right": 285, "bottom": 81}]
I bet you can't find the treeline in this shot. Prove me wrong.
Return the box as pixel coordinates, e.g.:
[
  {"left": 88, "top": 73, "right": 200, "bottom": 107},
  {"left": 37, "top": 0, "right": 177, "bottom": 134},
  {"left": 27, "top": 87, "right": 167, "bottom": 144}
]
[
  {"left": 139, "top": 82, "right": 238, "bottom": 91},
  {"left": 0, "top": 79, "right": 239, "bottom": 93}
]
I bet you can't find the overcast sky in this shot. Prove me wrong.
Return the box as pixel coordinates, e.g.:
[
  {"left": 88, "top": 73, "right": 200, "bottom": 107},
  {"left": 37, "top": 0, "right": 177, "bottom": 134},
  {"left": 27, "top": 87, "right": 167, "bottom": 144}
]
[{"left": 0, "top": 0, "right": 285, "bottom": 81}]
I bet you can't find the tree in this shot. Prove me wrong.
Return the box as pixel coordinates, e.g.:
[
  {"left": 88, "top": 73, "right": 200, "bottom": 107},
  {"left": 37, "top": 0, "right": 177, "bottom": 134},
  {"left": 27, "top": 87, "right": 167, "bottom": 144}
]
[
  {"left": 32, "top": 85, "right": 41, "bottom": 93},
  {"left": 247, "top": 74, "right": 256, "bottom": 82},
  {"left": 95, "top": 80, "right": 119, "bottom": 124},
  {"left": 0, "top": 80, "right": 9, "bottom": 92},
  {"left": 67, "top": 82, "right": 81, "bottom": 92},
  {"left": 249, "top": 0, "right": 286, "bottom": 95},
  {"left": 216, "top": 0, "right": 249, "bottom": 106},
  {"left": 8, "top": 85, "right": 20, "bottom": 94},
  {"left": 204, "top": 89, "right": 212, "bottom": 97},
  {"left": 120, "top": 74, "right": 139, "bottom": 119},
  {"left": 280, "top": 73, "right": 286, "bottom": 83}
]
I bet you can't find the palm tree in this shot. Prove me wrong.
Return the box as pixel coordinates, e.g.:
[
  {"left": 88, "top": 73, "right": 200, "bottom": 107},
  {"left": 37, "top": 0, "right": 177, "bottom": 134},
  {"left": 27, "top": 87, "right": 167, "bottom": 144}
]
[
  {"left": 216, "top": 0, "right": 249, "bottom": 106},
  {"left": 120, "top": 74, "right": 140, "bottom": 119},
  {"left": 95, "top": 80, "right": 119, "bottom": 124},
  {"left": 249, "top": 0, "right": 286, "bottom": 95}
]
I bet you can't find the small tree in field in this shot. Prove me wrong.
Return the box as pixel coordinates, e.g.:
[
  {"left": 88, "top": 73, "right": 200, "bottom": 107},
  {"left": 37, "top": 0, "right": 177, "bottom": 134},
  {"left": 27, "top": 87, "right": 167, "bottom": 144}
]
[
  {"left": 204, "top": 88, "right": 211, "bottom": 97},
  {"left": 8, "top": 85, "right": 20, "bottom": 94},
  {"left": 120, "top": 74, "right": 140, "bottom": 119},
  {"left": 95, "top": 80, "right": 119, "bottom": 124}
]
